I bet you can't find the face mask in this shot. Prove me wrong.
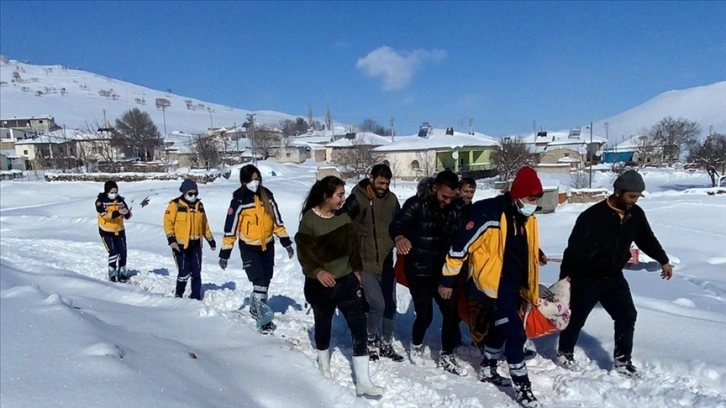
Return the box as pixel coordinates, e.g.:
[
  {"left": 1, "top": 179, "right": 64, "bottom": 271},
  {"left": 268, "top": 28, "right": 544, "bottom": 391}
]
[
  {"left": 246, "top": 180, "right": 259, "bottom": 192},
  {"left": 107, "top": 193, "right": 118, "bottom": 200},
  {"left": 184, "top": 193, "right": 198, "bottom": 203},
  {"left": 517, "top": 200, "right": 537, "bottom": 217}
]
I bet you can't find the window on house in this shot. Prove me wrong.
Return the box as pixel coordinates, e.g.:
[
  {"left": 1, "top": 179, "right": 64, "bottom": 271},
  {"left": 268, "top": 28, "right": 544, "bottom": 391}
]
[
  {"left": 24, "top": 150, "right": 28, "bottom": 155},
  {"left": 286, "top": 153, "right": 291, "bottom": 157},
  {"left": 410, "top": 160, "right": 420, "bottom": 170},
  {"left": 383, "top": 160, "right": 390, "bottom": 167}
]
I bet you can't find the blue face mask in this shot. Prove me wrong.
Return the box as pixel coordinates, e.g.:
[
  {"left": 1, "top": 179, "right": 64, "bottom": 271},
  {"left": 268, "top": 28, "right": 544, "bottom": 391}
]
[{"left": 517, "top": 200, "right": 537, "bottom": 217}]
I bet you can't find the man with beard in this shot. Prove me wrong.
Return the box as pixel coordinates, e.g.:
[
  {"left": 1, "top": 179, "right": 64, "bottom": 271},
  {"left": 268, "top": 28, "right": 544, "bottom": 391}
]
[
  {"left": 390, "top": 170, "right": 465, "bottom": 375},
  {"left": 556, "top": 170, "right": 673, "bottom": 378},
  {"left": 342, "top": 164, "right": 405, "bottom": 362}
]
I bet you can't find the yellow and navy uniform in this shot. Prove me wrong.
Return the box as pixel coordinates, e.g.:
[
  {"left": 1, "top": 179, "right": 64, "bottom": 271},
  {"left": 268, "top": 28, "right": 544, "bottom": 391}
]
[
  {"left": 96, "top": 193, "right": 131, "bottom": 235},
  {"left": 163, "top": 197, "right": 214, "bottom": 249},
  {"left": 219, "top": 186, "right": 291, "bottom": 259},
  {"left": 441, "top": 194, "right": 540, "bottom": 304}
]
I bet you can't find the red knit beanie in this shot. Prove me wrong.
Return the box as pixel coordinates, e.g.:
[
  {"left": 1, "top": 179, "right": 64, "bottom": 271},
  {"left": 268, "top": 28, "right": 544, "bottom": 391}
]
[{"left": 510, "top": 167, "right": 543, "bottom": 199}]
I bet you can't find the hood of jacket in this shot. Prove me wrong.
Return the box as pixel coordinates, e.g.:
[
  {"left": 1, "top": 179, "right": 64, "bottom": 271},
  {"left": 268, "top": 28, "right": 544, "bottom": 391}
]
[{"left": 416, "top": 177, "right": 435, "bottom": 201}]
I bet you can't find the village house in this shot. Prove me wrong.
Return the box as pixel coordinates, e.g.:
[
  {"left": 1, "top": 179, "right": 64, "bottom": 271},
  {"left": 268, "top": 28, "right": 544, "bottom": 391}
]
[{"left": 372, "top": 124, "right": 500, "bottom": 179}]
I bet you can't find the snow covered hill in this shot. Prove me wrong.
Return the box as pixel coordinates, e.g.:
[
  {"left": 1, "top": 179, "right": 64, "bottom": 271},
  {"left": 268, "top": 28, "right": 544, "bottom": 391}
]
[
  {"left": 0, "top": 56, "right": 299, "bottom": 134},
  {"left": 594, "top": 81, "right": 726, "bottom": 143},
  {"left": 2, "top": 56, "right": 724, "bottom": 144}
]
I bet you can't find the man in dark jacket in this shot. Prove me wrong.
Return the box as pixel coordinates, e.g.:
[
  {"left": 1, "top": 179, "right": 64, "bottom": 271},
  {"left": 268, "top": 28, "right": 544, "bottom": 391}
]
[
  {"left": 342, "top": 163, "right": 404, "bottom": 362},
  {"left": 556, "top": 170, "right": 673, "bottom": 377},
  {"left": 390, "top": 170, "right": 464, "bottom": 375}
]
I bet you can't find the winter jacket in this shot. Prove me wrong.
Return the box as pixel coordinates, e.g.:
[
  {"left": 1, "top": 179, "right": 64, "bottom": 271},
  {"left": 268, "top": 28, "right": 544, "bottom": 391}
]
[
  {"left": 163, "top": 197, "right": 214, "bottom": 250},
  {"left": 560, "top": 199, "right": 669, "bottom": 280},
  {"left": 389, "top": 177, "right": 462, "bottom": 277},
  {"left": 341, "top": 179, "right": 400, "bottom": 275},
  {"left": 219, "top": 186, "right": 291, "bottom": 259},
  {"left": 295, "top": 211, "right": 362, "bottom": 280},
  {"left": 95, "top": 193, "right": 131, "bottom": 235},
  {"left": 441, "top": 194, "right": 541, "bottom": 304}
]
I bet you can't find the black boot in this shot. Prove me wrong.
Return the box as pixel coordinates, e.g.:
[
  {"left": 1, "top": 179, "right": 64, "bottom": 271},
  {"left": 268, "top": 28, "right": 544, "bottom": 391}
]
[
  {"left": 513, "top": 380, "right": 541, "bottom": 407},
  {"left": 175, "top": 281, "right": 187, "bottom": 298},
  {"left": 367, "top": 336, "right": 380, "bottom": 361},
  {"left": 478, "top": 359, "right": 510, "bottom": 386},
  {"left": 379, "top": 342, "right": 404, "bottom": 362}
]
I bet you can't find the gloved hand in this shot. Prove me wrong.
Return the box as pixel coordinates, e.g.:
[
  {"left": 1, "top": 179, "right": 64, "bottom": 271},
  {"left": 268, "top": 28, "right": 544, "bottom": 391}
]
[
  {"left": 209, "top": 239, "right": 217, "bottom": 251},
  {"left": 119, "top": 208, "right": 129, "bottom": 215},
  {"left": 218, "top": 258, "right": 228, "bottom": 270},
  {"left": 169, "top": 242, "right": 180, "bottom": 252},
  {"left": 286, "top": 246, "right": 294, "bottom": 259}
]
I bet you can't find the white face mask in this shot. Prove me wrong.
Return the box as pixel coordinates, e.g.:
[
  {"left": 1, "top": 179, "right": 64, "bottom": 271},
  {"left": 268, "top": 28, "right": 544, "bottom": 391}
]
[
  {"left": 246, "top": 180, "right": 259, "bottom": 192},
  {"left": 107, "top": 193, "right": 118, "bottom": 200},
  {"left": 184, "top": 193, "right": 198, "bottom": 203},
  {"left": 517, "top": 200, "right": 538, "bottom": 217}
]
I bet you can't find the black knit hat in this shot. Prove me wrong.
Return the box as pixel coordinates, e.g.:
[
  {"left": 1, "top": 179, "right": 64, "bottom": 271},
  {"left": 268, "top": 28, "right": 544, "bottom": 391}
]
[
  {"left": 179, "top": 178, "right": 198, "bottom": 193},
  {"left": 104, "top": 180, "right": 118, "bottom": 193},
  {"left": 614, "top": 170, "right": 645, "bottom": 192}
]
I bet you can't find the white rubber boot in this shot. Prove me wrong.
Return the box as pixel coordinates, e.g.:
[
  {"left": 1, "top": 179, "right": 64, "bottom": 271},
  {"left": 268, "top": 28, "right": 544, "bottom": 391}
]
[
  {"left": 317, "top": 349, "right": 331, "bottom": 378},
  {"left": 352, "top": 355, "right": 383, "bottom": 399}
]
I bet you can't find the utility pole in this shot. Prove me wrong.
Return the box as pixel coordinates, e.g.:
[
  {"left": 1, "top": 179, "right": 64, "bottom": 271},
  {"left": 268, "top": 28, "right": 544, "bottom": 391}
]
[
  {"left": 234, "top": 122, "right": 239, "bottom": 153},
  {"left": 390, "top": 117, "right": 395, "bottom": 142},
  {"left": 468, "top": 117, "right": 474, "bottom": 134},
  {"left": 246, "top": 113, "right": 256, "bottom": 165},
  {"left": 207, "top": 108, "right": 213, "bottom": 129},
  {"left": 589, "top": 121, "right": 593, "bottom": 188}
]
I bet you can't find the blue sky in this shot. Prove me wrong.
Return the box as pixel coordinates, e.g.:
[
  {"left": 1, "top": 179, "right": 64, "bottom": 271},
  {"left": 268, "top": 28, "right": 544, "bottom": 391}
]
[{"left": 1, "top": 1, "right": 724, "bottom": 136}]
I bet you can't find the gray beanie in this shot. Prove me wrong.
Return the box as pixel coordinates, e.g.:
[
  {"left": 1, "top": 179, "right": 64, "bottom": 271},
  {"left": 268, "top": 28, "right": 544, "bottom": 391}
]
[
  {"left": 179, "top": 178, "right": 198, "bottom": 193},
  {"left": 614, "top": 170, "right": 645, "bottom": 192}
]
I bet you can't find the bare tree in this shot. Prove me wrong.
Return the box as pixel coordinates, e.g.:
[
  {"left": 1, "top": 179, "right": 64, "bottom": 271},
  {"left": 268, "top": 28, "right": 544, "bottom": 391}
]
[
  {"left": 192, "top": 133, "right": 221, "bottom": 169},
  {"left": 332, "top": 136, "right": 382, "bottom": 177},
  {"left": 80, "top": 122, "right": 121, "bottom": 172},
  {"left": 359, "top": 119, "right": 388, "bottom": 136},
  {"left": 491, "top": 137, "right": 535, "bottom": 181},
  {"left": 645, "top": 117, "right": 701, "bottom": 164},
  {"left": 279, "top": 117, "right": 309, "bottom": 137},
  {"left": 633, "top": 133, "right": 660, "bottom": 166},
  {"left": 569, "top": 170, "right": 589, "bottom": 189},
  {"left": 687, "top": 133, "right": 726, "bottom": 186},
  {"left": 251, "top": 125, "right": 281, "bottom": 160},
  {"left": 383, "top": 155, "right": 402, "bottom": 187},
  {"left": 414, "top": 150, "right": 436, "bottom": 177}
]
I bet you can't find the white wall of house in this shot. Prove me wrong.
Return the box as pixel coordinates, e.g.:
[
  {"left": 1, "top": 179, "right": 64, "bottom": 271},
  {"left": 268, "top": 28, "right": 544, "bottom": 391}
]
[
  {"left": 14, "top": 143, "right": 38, "bottom": 161},
  {"left": 375, "top": 150, "right": 437, "bottom": 179}
]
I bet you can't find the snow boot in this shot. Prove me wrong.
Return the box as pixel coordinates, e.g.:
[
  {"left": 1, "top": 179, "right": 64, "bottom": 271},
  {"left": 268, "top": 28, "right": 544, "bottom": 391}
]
[
  {"left": 614, "top": 358, "right": 640, "bottom": 378},
  {"left": 367, "top": 336, "right": 380, "bottom": 361},
  {"left": 555, "top": 351, "right": 581, "bottom": 371},
  {"left": 379, "top": 341, "right": 404, "bottom": 362},
  {"left": 513, "top": 380, "right": 541, "bottom": 407},
  {"left": 317, "top": 348, "right": 331, "bottom": 378},
  {"left": 409, "top": 343, "right": 425, "bottom": 366},
  {"left": 250, "top": 291, "right": 274, "bottom": 330},
  {"left": 439, "top": 353, "right": 468, "bottom": 377},
  {"left": 478, "top": 359, "right": 511, "bottom": 386},
  {"left": 259, "top": 321, "right": 276, "bottom": 335},
  {"left": 117, "top": 266, "right": 129, "bottom": 283},
  {"left": 352, "top": 355, "right": 383, "bottom": 399},
  {"left": 108, "top": 266, "right": 118, "bottom": 282}
]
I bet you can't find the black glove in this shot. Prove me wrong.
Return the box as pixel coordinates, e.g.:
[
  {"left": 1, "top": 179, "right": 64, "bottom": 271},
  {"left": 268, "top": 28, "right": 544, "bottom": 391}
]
[
  {"left": 218, "top": 258, "right": 228, "bottom": 270},
  {"left": 286, "top": 246, "right": 294, "bottom": 259},
  {"left": 209, "top": 239, "right": 217, "bottom": 251}
]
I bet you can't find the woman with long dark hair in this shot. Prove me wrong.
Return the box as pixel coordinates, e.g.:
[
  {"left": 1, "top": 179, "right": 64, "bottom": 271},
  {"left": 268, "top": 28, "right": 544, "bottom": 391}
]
[
  {"left": 295, "top": 176, "right": 383, "bottom": 399},
  {"left": 218, "top": 164, "right": 293, "bottom": 333}
]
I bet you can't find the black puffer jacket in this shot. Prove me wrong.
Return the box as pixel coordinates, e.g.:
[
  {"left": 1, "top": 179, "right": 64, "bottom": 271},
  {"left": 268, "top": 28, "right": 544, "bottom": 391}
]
[
  {"left": 389, "top": 177, "right": 462, "bottom": 277},
  {"left": 560, "top": 199, "right": 669, "bottom": 280}
]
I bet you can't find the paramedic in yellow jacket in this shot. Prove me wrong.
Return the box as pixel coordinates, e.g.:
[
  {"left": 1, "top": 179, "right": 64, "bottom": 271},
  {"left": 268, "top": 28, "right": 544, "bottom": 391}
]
[
  {"left": 96, "top": 180, "right": 132, "bottom": 282},
  {"left": 438, "top": 167, "right": 546, "bottom": 407},
  {"left": 164, "top": 178, "right": 216, "bottom": 300},
  {"left": 218, "top": 165, "right": 294, "bottom": 332}
]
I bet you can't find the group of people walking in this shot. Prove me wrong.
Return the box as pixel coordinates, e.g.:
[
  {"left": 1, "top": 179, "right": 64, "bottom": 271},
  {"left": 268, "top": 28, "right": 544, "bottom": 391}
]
[{"left": 95, "top": 164, "right": 672, "bottom": 406}]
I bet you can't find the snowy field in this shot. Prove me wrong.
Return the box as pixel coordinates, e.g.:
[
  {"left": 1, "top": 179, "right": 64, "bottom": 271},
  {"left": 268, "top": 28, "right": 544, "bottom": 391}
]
[{"left": 1, "top": 162, "right": 725, "bottom": 408}]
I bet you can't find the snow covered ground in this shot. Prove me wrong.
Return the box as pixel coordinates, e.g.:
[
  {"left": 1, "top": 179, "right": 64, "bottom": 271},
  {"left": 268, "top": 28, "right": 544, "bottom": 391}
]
[{"left": 1, "top": 162, "right": 725, "bottom": 407}]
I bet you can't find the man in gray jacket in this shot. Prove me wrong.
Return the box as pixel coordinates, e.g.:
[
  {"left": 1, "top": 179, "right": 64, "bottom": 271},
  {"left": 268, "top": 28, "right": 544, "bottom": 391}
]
[{"left": 342, "top": 164, "right": 404, "bottom": 362}]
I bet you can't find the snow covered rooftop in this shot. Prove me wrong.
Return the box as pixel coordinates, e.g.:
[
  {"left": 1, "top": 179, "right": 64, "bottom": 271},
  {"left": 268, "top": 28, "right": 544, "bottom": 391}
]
[
  {"left": 326, "top": 132, "right": 393, "bottom": 147},
  {"left": 374, "top": 128, "right": 499, "bottom": 152}
]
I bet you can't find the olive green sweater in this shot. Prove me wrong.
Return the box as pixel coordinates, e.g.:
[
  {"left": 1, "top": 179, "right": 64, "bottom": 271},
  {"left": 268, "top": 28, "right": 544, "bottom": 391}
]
[{"left": 295, "top": 211, "right": 362, "bottom": 279}]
